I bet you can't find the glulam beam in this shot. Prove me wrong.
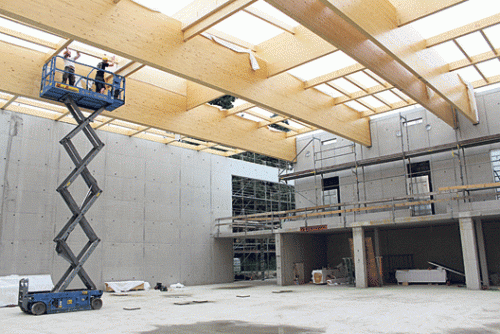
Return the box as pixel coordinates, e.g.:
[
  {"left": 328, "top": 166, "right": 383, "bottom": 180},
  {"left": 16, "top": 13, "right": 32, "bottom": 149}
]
[
  {"left": 0, "top": 41, "right": 296, "bottom": 161},
  {"left": 0, "top": 0, "right": 371, "bottom": 146}
]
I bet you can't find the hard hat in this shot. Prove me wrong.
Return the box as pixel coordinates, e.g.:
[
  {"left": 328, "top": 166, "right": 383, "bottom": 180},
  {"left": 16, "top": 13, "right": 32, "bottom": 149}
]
[{"left": 102, "top": 56, "right": 108, "bottom": 61}]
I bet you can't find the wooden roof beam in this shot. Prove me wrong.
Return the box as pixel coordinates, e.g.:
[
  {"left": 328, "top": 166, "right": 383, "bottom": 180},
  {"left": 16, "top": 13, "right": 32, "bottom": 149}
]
[
  {"left": 1, "top": 94, "right": 17, "bottom": 109},
  {"left": 0, "top": 42, "right": 296, "bottom": 161},
  {"left": 391, "top": 0, "right": 468, "bottom": 26},
  {"left": 426, "top": 12, "right": 500, "bottom": 48},
  {"left": 266, "top": 0, "right": 474, "bottom": 126},
  {"left": 0, "top": 0, "right": 371, "bottom": 146},
  {"left": 180, "top": 0, "right": 257, "bottom": 41},
  {"left": 224, "top": 102, "right": 256, "bottom": 117}
]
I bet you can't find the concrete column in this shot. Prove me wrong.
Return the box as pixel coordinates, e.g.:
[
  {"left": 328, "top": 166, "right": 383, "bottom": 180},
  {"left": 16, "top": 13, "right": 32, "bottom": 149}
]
[
  {"left": 275, "top": 233, "right": 285, "bottom": 286},
  {"left": 353, "top": 227, "right": 368, "bottom": 288},
  {"left": 459, "top": 217, "right": 481, "bottom": 290},
  {"left": 475, "top": 219, "right": 489, "bottom": 288}
]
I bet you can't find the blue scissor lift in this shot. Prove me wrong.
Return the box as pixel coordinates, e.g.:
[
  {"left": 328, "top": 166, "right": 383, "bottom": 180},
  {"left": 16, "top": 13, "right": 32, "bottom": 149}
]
[{"left": 18, "top": 56, "right": 125, "bottom": 315}]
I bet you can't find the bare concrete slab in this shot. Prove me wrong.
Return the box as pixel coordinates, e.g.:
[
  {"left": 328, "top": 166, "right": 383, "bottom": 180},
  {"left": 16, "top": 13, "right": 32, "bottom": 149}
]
[{"left": 2, "top": 280, "right": 500, "bottom": 334}]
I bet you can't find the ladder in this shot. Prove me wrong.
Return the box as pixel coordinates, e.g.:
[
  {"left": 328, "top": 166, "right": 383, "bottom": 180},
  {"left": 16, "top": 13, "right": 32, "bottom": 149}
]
[{"left": 52, "top": 96, "right": 105, "bottom": 292}]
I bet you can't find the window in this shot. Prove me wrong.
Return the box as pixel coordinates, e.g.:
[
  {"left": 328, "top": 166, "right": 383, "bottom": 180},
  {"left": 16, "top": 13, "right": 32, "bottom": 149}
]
[
  {"left": 322, "top": 176, "right": 340, "bottom": 206},
  {"left": 407, "top": 161, "right": 434, "bottom": 216}
]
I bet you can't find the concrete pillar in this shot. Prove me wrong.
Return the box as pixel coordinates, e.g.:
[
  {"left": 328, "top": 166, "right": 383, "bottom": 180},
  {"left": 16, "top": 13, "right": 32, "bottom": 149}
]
[
  {"left": 459, "top": 217, "right": 481, "bottom": 290},
  {"left": 475, "top": 219, "right": 489, "bottom": 288},
  {"left": 275, "top": 233, "right": 285, "bottom": 286},
  {"left": 353, "top": 227, "right": 368, "bottom": 288}
]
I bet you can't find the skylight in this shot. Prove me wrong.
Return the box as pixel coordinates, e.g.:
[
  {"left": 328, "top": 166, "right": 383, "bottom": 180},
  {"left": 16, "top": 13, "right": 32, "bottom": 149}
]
[
  {"left": 0, "top": 17, "right": 61, "bottom": 44},
  {"left": 212, "top": 11, "right": 284, "bottom": 45},
  {"left": 456, "top": 31, "right": 492, "bottom": 57},
  {"left": 410, "top": 0, "right": 500, "bottom": 39},
  {"left": 0, "top": 33, "right": 52, "bottom": 53},
  {"left": 288, "top": 52, "right": 357, "bottom": 81}
]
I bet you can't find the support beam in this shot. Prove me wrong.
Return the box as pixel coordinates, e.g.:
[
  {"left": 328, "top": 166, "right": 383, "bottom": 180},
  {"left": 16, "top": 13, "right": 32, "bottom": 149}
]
[
  {"left": 266, "top": 0, "right": 475, "bottom": 126},
  {"left": 0, "top": 0, "right": 371, "bottom": 146},
  {"left": 352, "top": 227, "right": 368, "bottom": 288},
  {"left": 391, "top": 0, "right": 468, "bottom": 26},
  {"left": 181, "top": 0, "right": 257, "bottom": 41},
  {"left": 0, "top": 41, "right": 296, "bottom": 161},
  {"left": 426, "top": 12, "right": 500, "bottom": 48},
  {"left": 1, "top": 95, "right": 17, "bottom": 110},
  {"left": 459, "top": 217, "right": 481, "bottom": 290},
  {"left": 224, "top": 102, "right": 256, "bottom": 117}
]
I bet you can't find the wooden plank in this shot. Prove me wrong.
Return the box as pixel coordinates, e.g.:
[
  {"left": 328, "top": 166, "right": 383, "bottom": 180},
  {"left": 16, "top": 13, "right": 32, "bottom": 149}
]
[
  {"left": 183, "top": 0, "right": 257, "bottom": 41},
  {"left": 391, "top": 0, "right": 468, "bottom": 26},
  {"left": 1, "top": 95, "right": 18, "bottom": 110},
  {"left": 243, "top": 7, "right": 295, "bottom": 34},
  {"left": 0, "top": 0, "right": 371, "bottom": 146},
  {"left": 438, "top": 183, "right": 500, "bottom": 192},
  {"left": 224, "top": 102, "right": 256, "bottom": 116},
  {"left": 186, "top": 81, "right": 225, "bottom": 110},
  {"left": 0, "top": 41, "right": 296, "bottom": 161},
  {"left": 426, "top": 12, "right": 500, "bottom": 48},
  {"left": 266, "top": 0, "right": 474, "bottom": 126}
]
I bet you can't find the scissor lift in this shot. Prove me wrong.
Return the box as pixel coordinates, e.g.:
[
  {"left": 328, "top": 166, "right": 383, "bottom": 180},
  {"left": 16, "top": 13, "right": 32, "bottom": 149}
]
[{"left": 18, "top": 56, "right": 125, "bottom": 315}]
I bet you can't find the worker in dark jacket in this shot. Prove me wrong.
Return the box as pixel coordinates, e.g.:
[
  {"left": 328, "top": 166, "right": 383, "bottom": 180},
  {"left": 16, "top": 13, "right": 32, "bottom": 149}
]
[{"left": 95, "top": 56, "right": 115, "bottom": 94}]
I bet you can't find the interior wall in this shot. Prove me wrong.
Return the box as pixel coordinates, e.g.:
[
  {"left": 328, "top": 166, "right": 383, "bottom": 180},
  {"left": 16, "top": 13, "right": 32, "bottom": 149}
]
[{"left": 0, "top": 110, "right": 278, "bottom": 289}]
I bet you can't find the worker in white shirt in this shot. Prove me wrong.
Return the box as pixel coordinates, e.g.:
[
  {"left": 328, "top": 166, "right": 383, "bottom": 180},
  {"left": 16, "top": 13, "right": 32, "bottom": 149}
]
[{"left": 62, "top": 47, "right": 81, "bottom": 86}]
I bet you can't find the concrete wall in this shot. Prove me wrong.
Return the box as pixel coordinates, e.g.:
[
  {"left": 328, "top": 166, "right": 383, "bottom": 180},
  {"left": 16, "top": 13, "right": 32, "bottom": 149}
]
[
  {"left": 295, "top": 88, "right": 500, "bottom": 211},
  {"left": 0, "top": 110, "right": 279, "bottom": 289}
]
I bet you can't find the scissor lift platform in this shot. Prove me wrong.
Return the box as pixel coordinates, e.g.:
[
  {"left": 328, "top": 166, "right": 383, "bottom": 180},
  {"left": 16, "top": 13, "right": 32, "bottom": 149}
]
[
  {"left": 40, "top": 55, "right": 125, "bottom": 111},
  {"left": 18, "top": 55, "right": 125, "bottom": 315}
]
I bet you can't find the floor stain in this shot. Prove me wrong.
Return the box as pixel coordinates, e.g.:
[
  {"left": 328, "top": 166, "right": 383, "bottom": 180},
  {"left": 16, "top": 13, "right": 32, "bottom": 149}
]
[
  {"left": 141, "top": 320, "right": 325, "bottom": 334},
  {"left": 214, "top": 285, "right": 253, "bottom": 290}
]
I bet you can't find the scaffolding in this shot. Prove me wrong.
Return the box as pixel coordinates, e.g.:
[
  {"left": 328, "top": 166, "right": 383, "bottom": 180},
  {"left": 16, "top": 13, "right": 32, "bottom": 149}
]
[{"left": 231, "top": 176, "right": 294, "bottom": 280}]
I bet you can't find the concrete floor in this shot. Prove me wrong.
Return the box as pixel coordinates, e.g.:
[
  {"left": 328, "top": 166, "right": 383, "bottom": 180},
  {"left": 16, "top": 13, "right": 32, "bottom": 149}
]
[{"left": 2, "top": 280, "right": 500, "bottom": 334}]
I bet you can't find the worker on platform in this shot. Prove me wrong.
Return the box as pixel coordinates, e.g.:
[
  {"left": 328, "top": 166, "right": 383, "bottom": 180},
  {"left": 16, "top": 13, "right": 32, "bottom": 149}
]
[
  {"left": 62, "top": 47, "right": 81, "bottom": 86},
  {"left": 95, "top": 56, "right": 115, "bottom": 94}
]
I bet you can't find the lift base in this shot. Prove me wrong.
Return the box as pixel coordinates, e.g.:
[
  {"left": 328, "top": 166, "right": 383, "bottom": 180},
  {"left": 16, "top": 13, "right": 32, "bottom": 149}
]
[{"left": 18, "top": 278, "right": 103, "bottom": 315}]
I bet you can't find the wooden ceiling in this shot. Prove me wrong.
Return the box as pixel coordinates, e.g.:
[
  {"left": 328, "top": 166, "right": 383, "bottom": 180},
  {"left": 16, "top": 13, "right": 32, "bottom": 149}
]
[{"left": 0, "top": 0, "right": 498, "bottom": 161}]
